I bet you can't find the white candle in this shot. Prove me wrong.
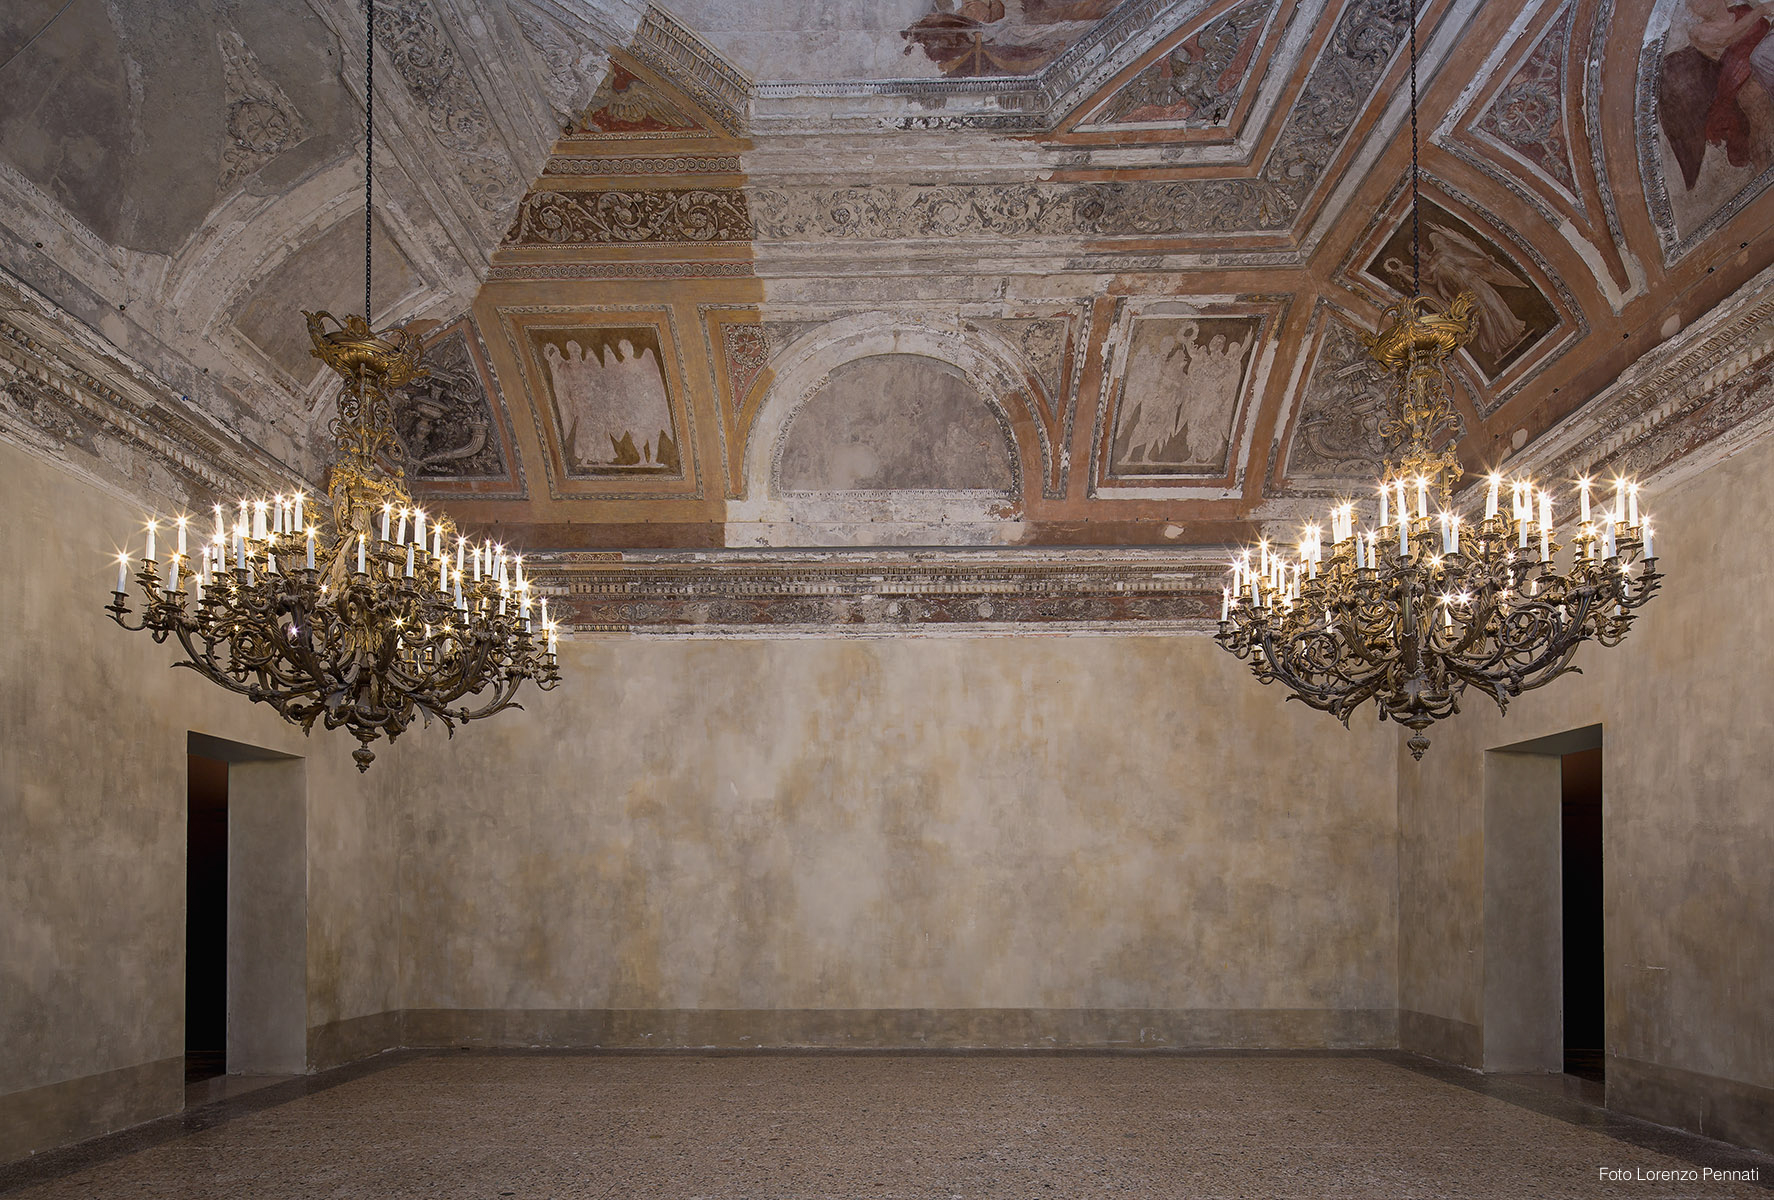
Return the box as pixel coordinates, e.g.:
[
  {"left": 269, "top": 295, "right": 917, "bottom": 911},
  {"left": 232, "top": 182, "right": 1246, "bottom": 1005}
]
[
  {"left": 235, "top": 526, "right": 245, "bottom": 571},
  {"left": 145, "top": 520, "right": 157, "bottom": 563},
  {"left": 1398, "top": 511, "right": 1409, "bottom": 558},
  {"left": 1518, "top": 504, "right": 1529, "bottom": 550},
  {"left": 381, "top": 504, "right": 392, "bottom": 542},
  {"left": 1540, "top": 522, "right": 1550, "bottom": 562},
  {"left": 272, "top": 495, "right": 284, "bottom": 535},
  {"left": 265, "top": 546, "right": 278, "bottom": 575},
  {"left": 1379, "top": 484, "right": 1389, "bottom": 528},
  {"left": 1643, "top": 522, "right": 1654, "bottom": 558},
  {"left": 456, "top": 537, "right": 466, "bottom": 574},
  {"left": 414, "top": 509, "right": 426, "bottom": 550},
  {"left": 1578, "top": 478, "right": 1591, "bottom": 523},
  {"left": 253, "top": 501, "right": 266, "bottom": 541},
  {"left": 1416, "top": 476, "right": 1427, "bottom": 520},
  {"left": 1449, "top": 515, "right": 1462, "bottom": 556},
  {"left": 176, "top": 517, "right": 188, "bottom": 557},
  {"left": 214, "top": 505, "right": 225, "bottom": 541},
  {"left": 357, "top": 533, "right": 367, "bottom": 574},
  {"left": 294, "top": 493, "right": 304, "bottom": 532},
  {"left": 1628, "top": 484, "right": 1640, "bottom": 529},
  {"left": 473, "top": 546, "right": 482, "bottom": 582},
  {"left": 116, "top": 552, "right": 130, "bottom": 593},
  {"left": 396, "top": 508, "right": 409, "bottom": 545},
  {"left": 1603, "top": 518, "right": 1617, "bottom": 560},
  {"left": 306, "top": 527, "right": 316, "bottom": 570},
  {"left": 405, "top": 544, "right": 415, "bottom": 577},
  {"left": 1486, "top": 475, "right": 1499, "bottom": 520},
  {"left": 1614, "top": 478, "right": 1626, "bottom": 523}
]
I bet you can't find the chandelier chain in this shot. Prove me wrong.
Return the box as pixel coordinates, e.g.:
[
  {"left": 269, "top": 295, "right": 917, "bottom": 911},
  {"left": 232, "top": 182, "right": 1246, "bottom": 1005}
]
[
  {"left": 1408, "top": 0, "right": 1420, "bottom": 299},
  {"left": 365, "top": 0, "right": 375, "bottom": 324}
]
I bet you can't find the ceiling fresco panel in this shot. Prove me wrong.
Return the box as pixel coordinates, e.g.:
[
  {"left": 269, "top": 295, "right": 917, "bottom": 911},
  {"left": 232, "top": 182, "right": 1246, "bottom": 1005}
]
[
  {"left": 1091, "top": 299, "right": 1285, "bottom": 494},
  {"left": 399, "top": 319, "right": 526, "bottom": 500},
  {"left": 1639, "top": 0, "right": 1774, "bottom": 261},
  {"left": 501, "top": 306, "right": 703, "bottom": 501},
  {"left": 1072, "top": 0, "right": 1280, "bottom": 133}
]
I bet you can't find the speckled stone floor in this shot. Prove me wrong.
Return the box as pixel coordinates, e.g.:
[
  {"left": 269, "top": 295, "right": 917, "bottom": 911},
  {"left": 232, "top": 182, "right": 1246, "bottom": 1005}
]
[{"left": 2, "top": 1053, "right": 1769, "bottom": 1199}]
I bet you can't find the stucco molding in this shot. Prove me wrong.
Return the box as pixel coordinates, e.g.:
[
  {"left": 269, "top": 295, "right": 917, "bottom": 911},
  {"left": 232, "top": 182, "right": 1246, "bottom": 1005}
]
[
  {"left": 0, "top": 268, "right": 308, "bottom": 514},
  {"left": 528, "top": 547, "right": 1226, "bottom": 637},
  {"left": 1509, "top": 262, "right": 1774, "bottom": 493}
]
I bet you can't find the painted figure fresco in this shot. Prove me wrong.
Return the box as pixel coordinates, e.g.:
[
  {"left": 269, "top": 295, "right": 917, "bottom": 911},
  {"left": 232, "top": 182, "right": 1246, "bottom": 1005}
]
[
  {"left": 901, "top": 0, "right": 1118, "bottom": 79},
  {"left": 1109, "top": 316, "right": 1256, "bottom": 475},
  {"left": 534, "top": 327, "right": 680, "bottom": 476},
  {"left": 1362, "top": 201, "right": 1559, "bottom": 380},
  {"left": 1655, "top": 0, "right": 1774, "bottom": 239}
]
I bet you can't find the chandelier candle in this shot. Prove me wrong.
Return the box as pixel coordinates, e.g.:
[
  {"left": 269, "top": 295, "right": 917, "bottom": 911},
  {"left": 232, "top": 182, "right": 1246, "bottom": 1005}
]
[
  {"left": 1216, "top": 300, "right": 1662, "bottom": 759},
  {"left": 106, "top": 314, "right": 562, "bottom": 771}
]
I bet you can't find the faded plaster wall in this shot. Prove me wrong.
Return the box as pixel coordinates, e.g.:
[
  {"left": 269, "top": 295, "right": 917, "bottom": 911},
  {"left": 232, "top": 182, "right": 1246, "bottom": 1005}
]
[
  {"left": 391, "top": 634, "right": 1401, "bottom": 1050},
  {"left": 0, "top": 440, "right": 398, "bottom": 1160},
  {"left": 1397, "top": 431, "right": 1774, "bottom": 1151}
]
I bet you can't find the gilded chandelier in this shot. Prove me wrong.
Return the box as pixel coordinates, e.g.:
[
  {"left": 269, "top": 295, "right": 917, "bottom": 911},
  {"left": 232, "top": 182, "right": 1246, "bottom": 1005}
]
[
  {"left": 105, "top": 0, "right": 559, "bottom": 770},
  {"left": 1213, "top": 0, "right": 1661, "bottom": 758}
]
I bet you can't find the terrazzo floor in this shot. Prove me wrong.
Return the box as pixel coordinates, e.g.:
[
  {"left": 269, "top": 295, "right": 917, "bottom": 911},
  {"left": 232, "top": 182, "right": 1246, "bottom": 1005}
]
[{"left": 2, "top": 1053, "right": 1769, "bottom": 1199}]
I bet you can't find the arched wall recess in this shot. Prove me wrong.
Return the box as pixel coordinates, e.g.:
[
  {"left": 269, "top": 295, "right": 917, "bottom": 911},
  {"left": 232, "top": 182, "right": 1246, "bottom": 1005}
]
[{"left": 726, "top": 313, "right": 1049, "bottom": 547}]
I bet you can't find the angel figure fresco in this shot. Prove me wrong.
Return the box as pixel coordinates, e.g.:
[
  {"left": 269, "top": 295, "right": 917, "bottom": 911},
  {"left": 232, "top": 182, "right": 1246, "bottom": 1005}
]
[
  {"left": 1384, "top": 226, "right": 1533, "bottom": 366},
  {"left": 1113, "top": 321, "right": 1253, "bottom": 470},
  {"left": 543, "top": 336, "right": 677, "bottom": 473},
  {"left": 1658, "top": 0, "right": 1774, "bottom": 191}
]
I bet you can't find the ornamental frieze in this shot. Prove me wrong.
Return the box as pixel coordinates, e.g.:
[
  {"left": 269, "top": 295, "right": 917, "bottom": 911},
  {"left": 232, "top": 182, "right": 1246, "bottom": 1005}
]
[{"left": 504, "top": 189, "right": 753, "bottom": 245}]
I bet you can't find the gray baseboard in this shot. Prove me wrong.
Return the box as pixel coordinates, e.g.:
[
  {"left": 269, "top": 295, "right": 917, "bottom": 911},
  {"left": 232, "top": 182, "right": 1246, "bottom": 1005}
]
[
  {"left": 0, "top": 1057, "right": 183, "bottom": 1163},
  {"left": 1608, "top": 1055, "right": 1774, "bottom": 1154},
  {"left": 307, "top": 1011, "right": 406, "bottom": 1072},
  {"left": 397, "top": 1007, "right": 1399, "bottom": 1051},
  {"left": 1398, "top": 1009, "right": 1482, "bottom": 1068}
]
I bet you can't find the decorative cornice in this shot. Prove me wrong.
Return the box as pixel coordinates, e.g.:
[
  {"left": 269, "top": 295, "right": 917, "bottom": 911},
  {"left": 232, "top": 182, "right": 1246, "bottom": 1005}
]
[
  {"left": 1513, "top": 263, "right": 1774, "bottom": 491},
  {"left": 543, "top": 155, "right": 743, "bottom": 176},
  {"left": 529, "top": 548, "right": 1225, "bottom": 637},
  {"left": 503, "top": 188, "right": 753, "bottom": 245},
  {"left": 0, "top": 269, "right": 306, "bottom": 511},
  {"left": 628, "top": 6, "right": 750, "bottom": 136},
  {"left": 484, "top": 261, "right": 754, "bottom": 282}
]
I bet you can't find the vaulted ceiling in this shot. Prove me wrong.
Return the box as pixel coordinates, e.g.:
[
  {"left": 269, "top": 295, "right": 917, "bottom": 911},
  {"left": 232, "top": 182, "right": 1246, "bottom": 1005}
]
[{"left": 3, "top": 0, "right": 1771, "bottom": 553}]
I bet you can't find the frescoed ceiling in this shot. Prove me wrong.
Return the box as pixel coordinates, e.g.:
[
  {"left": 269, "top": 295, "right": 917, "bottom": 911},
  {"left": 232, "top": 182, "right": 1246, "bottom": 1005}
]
[{"left": 5, "top": 0, "right": 1774, "bottom": 569}]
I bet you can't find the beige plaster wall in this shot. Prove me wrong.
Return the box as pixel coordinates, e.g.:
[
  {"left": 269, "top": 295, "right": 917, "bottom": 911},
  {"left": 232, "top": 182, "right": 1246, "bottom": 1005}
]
[
  {"left": 0, "top": 440, "right": 397, "bottom": 1160},
  {"left": 392, "top": 633, "right": 1401, "bottom": 1049},
  {"left": 1397, "top": 431, "right": 1774, "bottom": 1150}
]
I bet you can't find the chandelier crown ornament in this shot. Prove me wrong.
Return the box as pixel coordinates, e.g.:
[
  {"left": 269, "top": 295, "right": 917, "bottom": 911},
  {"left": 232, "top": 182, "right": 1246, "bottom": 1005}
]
[
  {"left": 105, "top": 0, "right": 561, "bottom": 770},
  {"left": 1213, "top": 0, "right": 1661, "bottom": 759}
]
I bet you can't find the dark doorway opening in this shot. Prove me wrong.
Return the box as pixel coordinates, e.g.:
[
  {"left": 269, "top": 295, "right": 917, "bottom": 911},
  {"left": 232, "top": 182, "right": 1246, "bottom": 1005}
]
[
  {"left": 186, "top": 754, "right": 228, "bottom": 1083},
  {"left": 1561, "top": 746, "right": 1604, "bottom": 1082}
]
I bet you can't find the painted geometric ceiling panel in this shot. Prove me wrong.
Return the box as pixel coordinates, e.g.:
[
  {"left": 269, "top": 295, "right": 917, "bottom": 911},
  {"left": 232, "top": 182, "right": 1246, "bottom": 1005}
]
[{"left": 5, "top": 0, "right": 1770, "bottom": 558}]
